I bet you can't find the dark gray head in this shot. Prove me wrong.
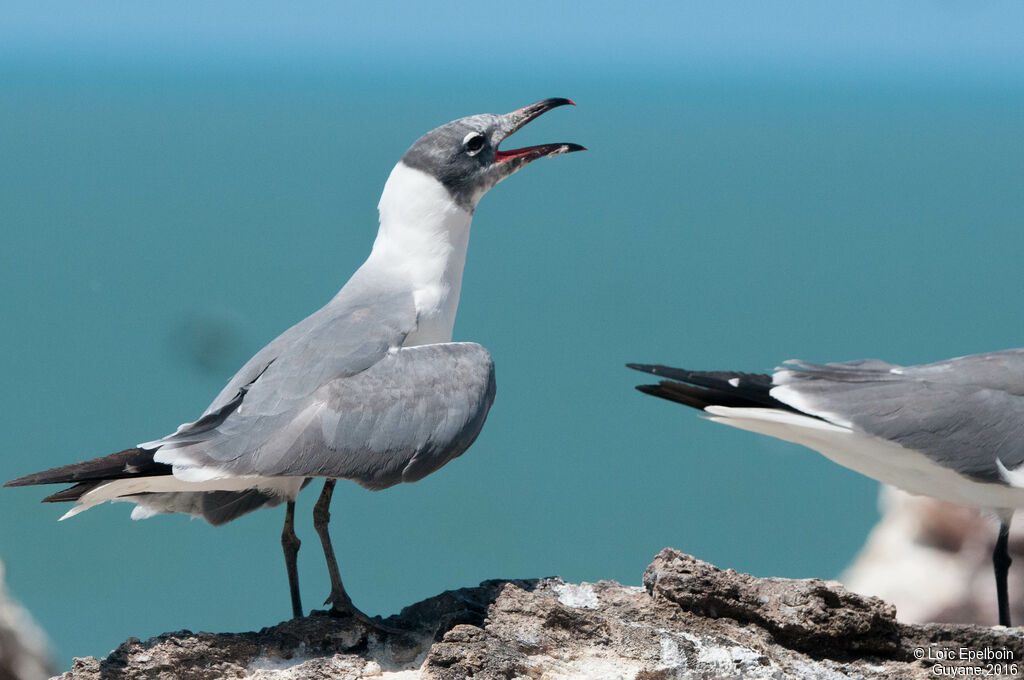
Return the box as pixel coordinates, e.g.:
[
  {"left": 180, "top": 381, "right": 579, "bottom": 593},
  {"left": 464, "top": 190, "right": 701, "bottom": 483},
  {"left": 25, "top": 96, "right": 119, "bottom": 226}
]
[{"left": 401, "top": 98, "right": 585, "bottom": 211}]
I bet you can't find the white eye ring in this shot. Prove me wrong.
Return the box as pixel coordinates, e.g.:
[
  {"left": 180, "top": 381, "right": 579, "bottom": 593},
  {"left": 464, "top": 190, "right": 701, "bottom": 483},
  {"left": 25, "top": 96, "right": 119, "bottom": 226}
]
[{"left": 463, "top": 132, "right": 485, "bottom": 156}]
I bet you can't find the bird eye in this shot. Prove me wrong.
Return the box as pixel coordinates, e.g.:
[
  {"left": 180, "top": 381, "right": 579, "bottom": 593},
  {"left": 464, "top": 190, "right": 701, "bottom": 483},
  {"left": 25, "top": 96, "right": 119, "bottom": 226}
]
[{"left": 463, "top": 132, "right": 485, "bottom": 156}]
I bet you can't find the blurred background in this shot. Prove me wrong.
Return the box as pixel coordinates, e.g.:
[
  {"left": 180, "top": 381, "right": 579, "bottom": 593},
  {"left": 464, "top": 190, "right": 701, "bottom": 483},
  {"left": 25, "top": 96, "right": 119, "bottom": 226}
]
[{"left": 2, "top": 0, "right": 1024, "bottom": 670}]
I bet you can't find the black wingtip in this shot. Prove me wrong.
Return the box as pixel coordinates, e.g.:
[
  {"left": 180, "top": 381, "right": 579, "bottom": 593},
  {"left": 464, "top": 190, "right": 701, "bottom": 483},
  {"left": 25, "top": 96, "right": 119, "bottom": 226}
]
[
  {"left": 626, "top": 363, "right": 663, "bottom": 375},
  {"left": 627, "top": 363, "right": 691, "bottom": 380},
  {"left": 5, "top": 474, "right": 42, "bottom": 488},
  {"left": 4, "top": 447, "right": 170, "bottom": 489},
  {"left": 631, "top": 366, "right": 801, "bottom": 415},
  {"left": 42, "top": 483, "right": 96, "bottom": 503}
]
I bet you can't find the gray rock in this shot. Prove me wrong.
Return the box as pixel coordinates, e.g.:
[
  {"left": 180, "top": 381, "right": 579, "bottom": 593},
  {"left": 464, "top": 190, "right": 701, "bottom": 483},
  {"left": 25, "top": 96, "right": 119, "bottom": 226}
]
[
  {"left": 55, "top": 548, "right": 1024, "bottom": 680},
  {"left": 643, "top": 548, "right": 900, "bottom": 657}
]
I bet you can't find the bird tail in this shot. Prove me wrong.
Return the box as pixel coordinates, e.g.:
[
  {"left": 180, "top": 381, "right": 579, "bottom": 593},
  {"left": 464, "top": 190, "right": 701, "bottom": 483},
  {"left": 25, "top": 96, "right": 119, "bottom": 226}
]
[
  {"left": 5, "top": 447, "right": 174, "bottom": 507},
  {"left": 627, "top": 363, "right": 795, "bottom": 412},
  {"left": 6, "top": 447, "right": 307, "bottom": 525},
  {"left": 4, "top": 448, "right": 171, "bottom": 494}
]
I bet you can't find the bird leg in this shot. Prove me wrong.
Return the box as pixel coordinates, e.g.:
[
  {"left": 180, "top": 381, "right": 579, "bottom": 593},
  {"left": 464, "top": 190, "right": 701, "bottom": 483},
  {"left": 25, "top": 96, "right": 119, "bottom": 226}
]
[
  {"left": 313, "top": 479, "right": 358, "bottom": 613},
  {"left": 312, "top": 479, "right": 407, "bottom": 634},
  {"left": 994, "top": 520, "right": 1013, "bottom": 627},
  {"left": 281, "top": 500, "right": 303, "bottom": 619}
]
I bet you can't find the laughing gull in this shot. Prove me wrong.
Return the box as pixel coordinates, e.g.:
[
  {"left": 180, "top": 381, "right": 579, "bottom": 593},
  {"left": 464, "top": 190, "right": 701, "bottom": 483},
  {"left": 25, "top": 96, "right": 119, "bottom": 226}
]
[
  {"left": 630, "top": 350, "right": 1024, "bottom": 627},
  {"left": 6, "top": 98, "right": 583, "bottom": 624}
]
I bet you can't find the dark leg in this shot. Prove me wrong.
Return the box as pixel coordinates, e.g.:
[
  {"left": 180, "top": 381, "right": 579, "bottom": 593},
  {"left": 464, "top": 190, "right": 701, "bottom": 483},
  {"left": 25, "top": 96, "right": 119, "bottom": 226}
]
[
  {"left": 312, "top": 479, "right": 404, "bottom": 633},
  {"left": 312, "top": 479, "right": 357, "bottom": 613},
  {"left": 282, "top": 500, "right": 303, "bottom": 619},
  {"left": 994, "top": 520, "right": 1013, "bottom": 627}
]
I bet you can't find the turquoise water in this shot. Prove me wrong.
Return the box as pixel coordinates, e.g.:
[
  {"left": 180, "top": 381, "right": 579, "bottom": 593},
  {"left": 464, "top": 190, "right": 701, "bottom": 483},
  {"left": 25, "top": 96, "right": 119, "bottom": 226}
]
[{"left": 2, "top": 63, "right": 1023, "bottom": 665}]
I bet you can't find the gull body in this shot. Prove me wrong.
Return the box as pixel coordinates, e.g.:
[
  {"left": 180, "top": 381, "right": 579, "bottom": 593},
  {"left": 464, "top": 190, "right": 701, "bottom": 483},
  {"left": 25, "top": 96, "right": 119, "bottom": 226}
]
[
  {"left": 631, "top": 350, "right": 1024, "bottom": 627},
  {"left": 7, "top": 98, "right": 584, "bottom": 623}
]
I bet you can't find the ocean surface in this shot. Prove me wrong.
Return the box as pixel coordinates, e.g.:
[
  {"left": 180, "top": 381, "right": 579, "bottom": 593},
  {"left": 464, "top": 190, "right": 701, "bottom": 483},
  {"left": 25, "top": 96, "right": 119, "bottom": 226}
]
[{"left": 2, "top": 62, "right": 1023, "bottom": 665}]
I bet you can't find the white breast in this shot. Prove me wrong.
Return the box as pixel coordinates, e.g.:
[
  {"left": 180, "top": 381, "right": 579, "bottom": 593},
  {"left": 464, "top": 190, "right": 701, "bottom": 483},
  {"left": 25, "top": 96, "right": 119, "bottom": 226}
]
[{"left": 369, "top": 162, "right": 474, "bottom": 347}]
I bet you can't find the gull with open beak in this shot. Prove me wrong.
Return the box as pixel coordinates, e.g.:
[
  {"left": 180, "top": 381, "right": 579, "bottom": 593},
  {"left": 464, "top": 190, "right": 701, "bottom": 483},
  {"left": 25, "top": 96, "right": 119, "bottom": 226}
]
[{"left": 6, "top": 98, "right": 584, "bottom": 625}]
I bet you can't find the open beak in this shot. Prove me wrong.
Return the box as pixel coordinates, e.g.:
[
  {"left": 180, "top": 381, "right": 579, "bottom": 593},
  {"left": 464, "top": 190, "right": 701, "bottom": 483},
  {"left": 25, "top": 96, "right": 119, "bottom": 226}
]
[{"left": 493, "top": 98, "right": 586, "bottom": 168}]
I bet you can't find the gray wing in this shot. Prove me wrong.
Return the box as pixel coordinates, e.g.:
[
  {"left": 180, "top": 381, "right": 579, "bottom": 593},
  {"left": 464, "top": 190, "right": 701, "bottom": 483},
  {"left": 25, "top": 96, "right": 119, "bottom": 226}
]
[
  {"left": 163, "top": 342, "right": 496, "bottom": 490},
  {"left": 774, "top": 351, "right": 1024, "bottom": 484},
  {"left": 899, "top": 348, "right": 1024, "bottom": 396},
  {"left": 147, "top": 284, "right": 418, "bottom": 448}
]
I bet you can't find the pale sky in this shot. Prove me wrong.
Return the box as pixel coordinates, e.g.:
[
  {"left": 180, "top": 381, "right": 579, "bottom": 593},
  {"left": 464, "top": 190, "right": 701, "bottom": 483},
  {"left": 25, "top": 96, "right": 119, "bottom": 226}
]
[{"left": 2, "top": 0, "right": 1022, "bottom": 80}]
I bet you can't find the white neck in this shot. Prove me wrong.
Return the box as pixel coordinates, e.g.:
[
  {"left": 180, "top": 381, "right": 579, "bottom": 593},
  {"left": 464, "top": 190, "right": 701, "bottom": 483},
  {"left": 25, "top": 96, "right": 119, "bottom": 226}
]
[{"left": 365, "top": 162, "right": 474, "bottom": 346}]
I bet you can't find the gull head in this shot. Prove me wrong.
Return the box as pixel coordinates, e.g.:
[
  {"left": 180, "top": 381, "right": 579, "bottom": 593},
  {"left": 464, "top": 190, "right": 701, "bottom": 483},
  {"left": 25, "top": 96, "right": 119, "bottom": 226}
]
[{"left": 400, "top": 98, "right": 585, "bottom": 212}]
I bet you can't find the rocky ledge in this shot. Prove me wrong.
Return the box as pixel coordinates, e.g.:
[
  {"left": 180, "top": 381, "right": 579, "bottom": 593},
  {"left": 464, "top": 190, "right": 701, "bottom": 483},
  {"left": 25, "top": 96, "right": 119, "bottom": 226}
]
[{"left": 59, "top": 548, "right": 1023, "bottom": 680}]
